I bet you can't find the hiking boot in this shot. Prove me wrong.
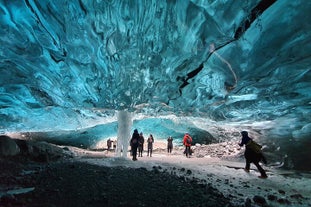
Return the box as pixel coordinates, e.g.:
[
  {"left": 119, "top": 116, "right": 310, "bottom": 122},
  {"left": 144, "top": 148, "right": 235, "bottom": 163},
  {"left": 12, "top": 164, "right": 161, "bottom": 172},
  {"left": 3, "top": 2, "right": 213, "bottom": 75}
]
[
  {"left": 258, "top": 175, "right": 268, "bottom": 179},
  {"left": 244, "top": 168, "right": 250, "bottom": 173}
]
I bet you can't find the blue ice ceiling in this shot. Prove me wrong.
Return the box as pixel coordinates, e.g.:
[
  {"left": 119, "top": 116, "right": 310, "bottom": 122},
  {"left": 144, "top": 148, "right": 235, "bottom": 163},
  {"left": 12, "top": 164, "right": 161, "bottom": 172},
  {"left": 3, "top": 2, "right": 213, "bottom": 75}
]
[{"left": 0, "top": 0, "right": 311, "bottom": 144}]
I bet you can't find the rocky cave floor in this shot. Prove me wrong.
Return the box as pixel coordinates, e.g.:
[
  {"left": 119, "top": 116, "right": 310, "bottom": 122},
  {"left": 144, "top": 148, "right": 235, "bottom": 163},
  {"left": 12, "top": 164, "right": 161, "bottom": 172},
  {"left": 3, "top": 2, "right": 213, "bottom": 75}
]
[
  {"left": 0, "top": 141, "right": 310, "bottom": 207},
  {"left": 0, "top": 155, "right": 236, "bottom": 207}
]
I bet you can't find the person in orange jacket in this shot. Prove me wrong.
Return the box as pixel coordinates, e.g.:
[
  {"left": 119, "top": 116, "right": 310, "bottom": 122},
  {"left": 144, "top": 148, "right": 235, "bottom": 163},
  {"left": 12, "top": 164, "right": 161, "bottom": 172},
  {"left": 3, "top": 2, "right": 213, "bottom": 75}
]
[{"left": 183, "top": 133, "right": 192, "bottom": 158}]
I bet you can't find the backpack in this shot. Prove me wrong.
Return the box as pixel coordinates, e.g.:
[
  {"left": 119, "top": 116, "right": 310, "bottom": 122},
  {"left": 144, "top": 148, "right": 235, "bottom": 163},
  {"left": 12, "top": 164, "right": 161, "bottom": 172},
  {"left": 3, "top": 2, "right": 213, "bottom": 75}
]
[
  {"left": 186, "top": 136, "right": 192, "bottom": 144},
  {"left": 246, "top": 140, "right": 262, "bottom": 153}
]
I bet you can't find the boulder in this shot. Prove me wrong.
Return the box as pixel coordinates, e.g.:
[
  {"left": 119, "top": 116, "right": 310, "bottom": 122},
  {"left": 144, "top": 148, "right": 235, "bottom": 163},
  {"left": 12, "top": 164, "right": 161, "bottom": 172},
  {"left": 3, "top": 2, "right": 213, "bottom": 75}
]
[
  {"left": 0, "top": 135, "right": 20, "bottom": 156},
  {"left": 27, "top": 141, "right": 64, "bottom": 162}
]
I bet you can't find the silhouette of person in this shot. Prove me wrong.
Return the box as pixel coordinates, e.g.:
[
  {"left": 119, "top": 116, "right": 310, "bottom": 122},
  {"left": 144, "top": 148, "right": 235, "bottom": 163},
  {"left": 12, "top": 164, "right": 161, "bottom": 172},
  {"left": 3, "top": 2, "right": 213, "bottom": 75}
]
[
  {"left": 130, "top": 129, "right": 140, "bottom": 161},
  {"left": 239, "top": 131, "right": 268, "bottom": 178},
  {"left": 138, "top": 132, "right": 145, "bottom": 157},
  {"left": 107, "top": 138, "right": 112, "bottom": 151},
  {"left": 167, "top": 136, "right": 173, "bottom": 153},
  {"left": 147, "top": 134, "right": 154, "bottom": 157},
  {"left": 183, "top": 133, "right": 192, "bottom": 158},
  {"left": 113, "top": 140, "right": 116, "bottom": 149}
]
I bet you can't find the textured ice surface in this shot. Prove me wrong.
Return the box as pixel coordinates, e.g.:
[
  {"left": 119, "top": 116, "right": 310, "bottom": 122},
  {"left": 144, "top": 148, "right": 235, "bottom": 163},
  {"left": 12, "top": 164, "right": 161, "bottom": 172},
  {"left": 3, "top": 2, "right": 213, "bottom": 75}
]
[{"left": 0, "top": 1, "right": 310, "bottom": 169}]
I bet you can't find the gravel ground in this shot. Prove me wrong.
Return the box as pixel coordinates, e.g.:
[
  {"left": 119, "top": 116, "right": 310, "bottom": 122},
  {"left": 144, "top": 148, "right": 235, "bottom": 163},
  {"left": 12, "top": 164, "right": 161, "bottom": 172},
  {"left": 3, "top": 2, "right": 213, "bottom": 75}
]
[{"left": 0, "top": 156, "right": 234, "bottom": 207}]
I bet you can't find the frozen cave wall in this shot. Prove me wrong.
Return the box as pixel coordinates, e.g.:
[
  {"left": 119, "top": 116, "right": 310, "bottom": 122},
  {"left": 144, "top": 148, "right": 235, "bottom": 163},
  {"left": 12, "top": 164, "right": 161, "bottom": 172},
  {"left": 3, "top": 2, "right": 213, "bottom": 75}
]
[{"left": 0, "top": 0, "right": 311, "bottom": 170}]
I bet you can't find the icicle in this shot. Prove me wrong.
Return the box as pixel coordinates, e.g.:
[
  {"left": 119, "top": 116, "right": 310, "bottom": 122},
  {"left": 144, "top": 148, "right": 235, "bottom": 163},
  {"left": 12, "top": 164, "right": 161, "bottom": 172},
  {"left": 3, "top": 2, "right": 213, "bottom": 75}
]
[{"left": 115, "top": 110, "right": 132, "bottom": 157}]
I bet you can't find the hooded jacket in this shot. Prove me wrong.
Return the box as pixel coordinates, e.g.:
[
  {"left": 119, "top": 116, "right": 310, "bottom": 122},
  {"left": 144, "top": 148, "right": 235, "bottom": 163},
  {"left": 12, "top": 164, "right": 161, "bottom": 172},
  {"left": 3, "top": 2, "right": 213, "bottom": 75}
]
[{"left": 183, "top": 133, "right": 192, "bottom": 147}]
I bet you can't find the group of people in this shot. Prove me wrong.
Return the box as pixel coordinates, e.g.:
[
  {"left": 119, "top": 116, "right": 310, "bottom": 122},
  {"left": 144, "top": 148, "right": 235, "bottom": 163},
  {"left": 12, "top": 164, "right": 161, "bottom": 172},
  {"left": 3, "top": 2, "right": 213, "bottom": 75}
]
[
  {"left": 129, "top": 130, "right": 176, "bottom": 161},
  {"left": 130, "top": 129, "right": 155, "bottom": 161},
  {"left": 129, "top": 129, "right": 268, "bottom": 178}
]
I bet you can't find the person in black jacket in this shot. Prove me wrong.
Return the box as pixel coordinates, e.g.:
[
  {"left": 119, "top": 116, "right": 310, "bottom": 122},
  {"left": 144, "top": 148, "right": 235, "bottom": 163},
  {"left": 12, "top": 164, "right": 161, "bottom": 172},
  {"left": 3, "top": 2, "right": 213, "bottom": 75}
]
[
  {"left": 147, "top": 134, "right": 154, "bottom": 157},
  {"left": 167, "top": 136, "right": 173, "bottom": 153},
  {"left": 130, "top": 129, "right": 140, "bottom": 161},
  {"left": 239, "top": 131, "right": 267, "bottom": 178},
  {"left": 138, "top": 132, "right": 145, "bottom": 157}
]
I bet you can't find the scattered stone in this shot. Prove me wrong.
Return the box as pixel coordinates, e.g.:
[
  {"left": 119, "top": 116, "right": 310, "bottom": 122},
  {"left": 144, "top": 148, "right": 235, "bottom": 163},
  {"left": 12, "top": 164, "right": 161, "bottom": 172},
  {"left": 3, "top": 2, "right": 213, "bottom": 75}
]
[
  {"left": 253, "top": 195, "right": 267, "bottom": 205},
  {"left": 267, "top": 194, "right": 277, "bottom": 201},
  {"left": 196, "top": 154, "right": 205, "bottom": 158},
  {"left": 278, "top": 189, "right": 286, "bottom": 194},
  {"left": 152, "top": 167, "right": 160, "bottom": 174},
  {"left": 245, "top": 197, "right": 252, "bottom": 207},
  {"left": 63, "top": 147, "right": 70, "bottom": 151},
  {"left": 290, "top": 193, "right": 304, "bottom": 199},
  {"left": 277, "top": 198, "right": 291, "bottom": 205}
]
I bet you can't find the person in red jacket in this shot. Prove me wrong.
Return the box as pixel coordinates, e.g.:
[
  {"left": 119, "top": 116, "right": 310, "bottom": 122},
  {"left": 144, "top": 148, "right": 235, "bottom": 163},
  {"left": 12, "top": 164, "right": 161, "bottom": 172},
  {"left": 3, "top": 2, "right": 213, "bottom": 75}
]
[{"left": 183, "top": 133, "right": 192, "bottom": 158}]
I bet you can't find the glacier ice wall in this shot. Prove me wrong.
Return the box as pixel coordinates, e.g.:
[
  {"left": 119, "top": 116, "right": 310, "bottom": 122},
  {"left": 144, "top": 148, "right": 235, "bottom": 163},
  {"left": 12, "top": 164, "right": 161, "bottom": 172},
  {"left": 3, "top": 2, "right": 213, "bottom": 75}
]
[{"left": 0, "top": 0, "right": 311, "bottom": 166}]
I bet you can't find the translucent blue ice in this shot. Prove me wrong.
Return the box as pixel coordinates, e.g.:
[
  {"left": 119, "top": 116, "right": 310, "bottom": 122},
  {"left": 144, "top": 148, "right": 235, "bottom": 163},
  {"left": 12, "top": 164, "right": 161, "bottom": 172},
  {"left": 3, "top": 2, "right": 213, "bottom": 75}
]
[{"left": 0, "top": 0, "right": 310, "bottom": 165}]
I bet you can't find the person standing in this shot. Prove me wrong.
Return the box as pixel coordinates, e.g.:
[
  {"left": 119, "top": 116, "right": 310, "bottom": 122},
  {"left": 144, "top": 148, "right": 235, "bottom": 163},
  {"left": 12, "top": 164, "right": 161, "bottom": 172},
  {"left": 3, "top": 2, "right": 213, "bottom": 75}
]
[
  {"left": 183, "top": 133, "right": 192, "bottom": 158},
  {"left": 130, "top": 129, "right": 140, "bottom": 161},
  {"left": 113, "top": 140, "right": 116, "bottom": 150},
  {"left": 167, "top": 136, "right": 173, "bottom": 153},
  {"left": 138, "top": 132, "right": 145, "bottom": 157},
  {"left": 147, "top": 134, "right": 154, "bottom": 157},
  {"left": 107, "top": 138, "right": 112, "bottom": 151},
  {"left": 239, "top": 131, "right": 268, "bottom": 178}
]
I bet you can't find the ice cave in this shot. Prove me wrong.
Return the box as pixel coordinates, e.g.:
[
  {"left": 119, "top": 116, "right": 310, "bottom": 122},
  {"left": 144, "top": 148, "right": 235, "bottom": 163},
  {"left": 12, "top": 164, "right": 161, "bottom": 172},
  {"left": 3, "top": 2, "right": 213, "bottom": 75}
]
[{"left": 0, "top": 0, "right": 311, "bottom": 206}]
